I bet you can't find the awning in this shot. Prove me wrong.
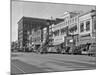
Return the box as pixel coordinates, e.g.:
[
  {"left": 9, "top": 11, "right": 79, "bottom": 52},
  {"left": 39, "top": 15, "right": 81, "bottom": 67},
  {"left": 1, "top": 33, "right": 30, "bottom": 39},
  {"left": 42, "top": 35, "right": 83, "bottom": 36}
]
[{"left": 77, "top": 38, "right": 96, "bottom": 45}]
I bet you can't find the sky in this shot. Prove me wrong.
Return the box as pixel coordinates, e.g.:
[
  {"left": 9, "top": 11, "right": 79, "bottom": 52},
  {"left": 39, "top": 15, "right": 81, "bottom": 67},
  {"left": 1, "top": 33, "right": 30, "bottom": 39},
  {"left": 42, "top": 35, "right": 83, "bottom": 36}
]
[{"left": 11, "top": 0, "right": 95, "bottom": 41}]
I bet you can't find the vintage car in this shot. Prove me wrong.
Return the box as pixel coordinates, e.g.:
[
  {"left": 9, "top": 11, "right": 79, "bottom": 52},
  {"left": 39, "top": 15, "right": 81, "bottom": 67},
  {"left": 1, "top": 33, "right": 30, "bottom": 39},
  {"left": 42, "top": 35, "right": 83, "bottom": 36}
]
[
  {"left": 87, "top": 43, "right": 96, "bottom": 56},
  {"left": 81, "top": 43, "right": 96, "bottom": 56}
]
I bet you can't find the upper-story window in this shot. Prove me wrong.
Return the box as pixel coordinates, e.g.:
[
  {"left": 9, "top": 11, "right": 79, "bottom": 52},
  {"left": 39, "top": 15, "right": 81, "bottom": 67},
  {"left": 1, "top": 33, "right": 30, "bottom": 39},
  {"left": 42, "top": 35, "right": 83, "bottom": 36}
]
[
  {"left": 69, "top": 25, "right": 77, "bottom": 33},
  {"left": 61, "top": 28, "right": 66, "bottom": 35},
  {"left": 86, "top": 21, "right": 90, "bottom": 31},
  {"left": 80, "top": 22, "right": 84, "bottom": 32},
  {"left": 53, "top": 30, "right": 59, "bottom": 36}
]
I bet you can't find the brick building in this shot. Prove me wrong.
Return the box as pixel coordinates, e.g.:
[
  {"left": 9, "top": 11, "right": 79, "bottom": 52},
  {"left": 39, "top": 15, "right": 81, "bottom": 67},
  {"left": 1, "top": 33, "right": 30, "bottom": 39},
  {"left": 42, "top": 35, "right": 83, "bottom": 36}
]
[{"left": 18, "top": 16, "right": 53, "bottom": 51}]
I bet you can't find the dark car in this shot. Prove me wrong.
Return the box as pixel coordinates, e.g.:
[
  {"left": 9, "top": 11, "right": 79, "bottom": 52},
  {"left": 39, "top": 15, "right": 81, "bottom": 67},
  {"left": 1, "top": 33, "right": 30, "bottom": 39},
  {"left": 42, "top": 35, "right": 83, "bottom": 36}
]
[
  {"left": 73, "top": 46, "right": 81, "bottom": 55},
  {"left": 88, "top": 43, "right": 96, "bottom": 56},
  {"left": 68, "top": 46, "right": 81, "bottom": 55}
]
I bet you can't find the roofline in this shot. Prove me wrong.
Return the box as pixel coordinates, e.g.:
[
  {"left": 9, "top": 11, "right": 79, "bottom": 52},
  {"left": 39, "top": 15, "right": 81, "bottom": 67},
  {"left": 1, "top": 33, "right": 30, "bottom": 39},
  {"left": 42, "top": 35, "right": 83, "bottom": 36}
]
[
  {"left": 78, "top": 9, "right": 96, "bottom": 17},
  {"left": 17, "top": 16, "right": 55, "bottom": 24},
  {"left": 17, "top": 16, "right": 24, "bottom": 24}
]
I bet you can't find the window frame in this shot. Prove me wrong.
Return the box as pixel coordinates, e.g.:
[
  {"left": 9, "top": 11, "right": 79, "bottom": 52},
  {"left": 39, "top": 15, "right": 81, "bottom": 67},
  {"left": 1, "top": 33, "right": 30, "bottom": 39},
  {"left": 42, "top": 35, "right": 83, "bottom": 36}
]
[
  {"left": 80, "top": 22, "right": 84, "bottom": 32},
  {"left": 53, "top": 30, "right": 59, "bottom": 36},
  {"left": 86, "top": 20, "right": 90, "bottom": 31}
]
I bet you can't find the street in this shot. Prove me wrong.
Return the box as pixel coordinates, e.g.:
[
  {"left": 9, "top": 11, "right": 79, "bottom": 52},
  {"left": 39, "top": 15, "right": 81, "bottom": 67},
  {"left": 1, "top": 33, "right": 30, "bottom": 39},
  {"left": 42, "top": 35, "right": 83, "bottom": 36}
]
[{"left": 11, "top": 52, "right": 96, "bottom": 75}]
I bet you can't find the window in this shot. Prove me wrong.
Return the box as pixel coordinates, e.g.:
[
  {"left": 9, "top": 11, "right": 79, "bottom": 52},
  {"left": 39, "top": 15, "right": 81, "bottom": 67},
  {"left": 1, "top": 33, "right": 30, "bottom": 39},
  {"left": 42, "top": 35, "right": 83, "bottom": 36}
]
[
  {"left": 73, "top": 25, "right": 77, "bottom": 32},
  {"left": 54, "top": 30, "right": 59, "bottom": 36},
  {"left": 69, "top": 25, "right": 77, "bottom": 33},
  {"left": 61, "top": 28, "right": 66, "bottom": 35},
  {"left": 86, "top": 21, "right": 90, "bottom": 31},
  {"left": 80, "top": 23, "right": 84, "bottom": 32}
]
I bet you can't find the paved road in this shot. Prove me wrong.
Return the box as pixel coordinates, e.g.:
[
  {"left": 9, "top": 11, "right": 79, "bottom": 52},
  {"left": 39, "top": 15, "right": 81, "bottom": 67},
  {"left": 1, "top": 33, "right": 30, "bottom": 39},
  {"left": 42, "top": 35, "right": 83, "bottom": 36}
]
[{"left": 11, "top": 52, "right": 96, "bottom": 75}]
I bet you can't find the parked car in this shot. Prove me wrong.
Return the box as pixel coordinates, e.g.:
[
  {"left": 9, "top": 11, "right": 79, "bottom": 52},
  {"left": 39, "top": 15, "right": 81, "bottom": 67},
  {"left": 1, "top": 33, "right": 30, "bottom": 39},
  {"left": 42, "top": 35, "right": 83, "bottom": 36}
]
[
  {"left": 47, "top": 46, "right": 57, "bottom": 53},
  {"left": 25, "top": 47, "right": 33, "bottom": 52},
  {"left": 61, "top": 48, "right": 66, "bottom": 54},
  {"left": 68, "top": 47, "right": 73, "bottom": 54},
  {"left": 73, "top": 46, "right": 81, "bottom": 55},
  {"left": 60, "top": 46, "right": 70, "bottom": 54},
  {"left": 39, "top": 45, "right": 48, "bottom": 54},
  {"left": 80, "top": 43, "right": 96, "bottom": 56},
  {"left": 88, "top": 43, "right": 96, "bottom": 56},
  {"left": 81, "top": 51, "right": 88, "bottom": 55},
  {"left": 68, "top": 46, "right": 81, "bottom": 55}
]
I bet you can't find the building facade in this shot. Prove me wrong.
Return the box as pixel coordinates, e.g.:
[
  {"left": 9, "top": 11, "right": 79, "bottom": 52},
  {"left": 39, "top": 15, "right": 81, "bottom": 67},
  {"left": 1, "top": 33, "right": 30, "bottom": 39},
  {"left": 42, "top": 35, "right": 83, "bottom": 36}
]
[
  {"left": 52, "top": 22, "right": 66, "bottom": 45},
  {"left": 48, "top": 20, "right": 67, "bottom": 51},
  {"left": 78, "top": 10, "right": 96, "bottom": 45},
  {"left": 49, "top": 12, "right": 80, "bottom": 49},
  {"left": 64, "top": 12, "right": 80, "bottom": 47},
  {"left": 42, "top": 27, "right": 48, "bottom": 44},
  {"left": 18, "top": 16, "right": 52, "bottom": 51},
  {"left": 27, "top": 28, "right": 43, "bottom": 50},
  {"left": 17, "top": 10, "right": 96, "bottom": 52}
]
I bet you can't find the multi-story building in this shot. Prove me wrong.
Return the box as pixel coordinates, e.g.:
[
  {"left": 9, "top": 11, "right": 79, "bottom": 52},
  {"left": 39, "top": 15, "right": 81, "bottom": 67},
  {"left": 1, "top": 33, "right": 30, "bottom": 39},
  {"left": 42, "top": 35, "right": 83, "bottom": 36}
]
[
  {"left": 27, "top": 28, "right": 43, "bottom": 50},
  {"left": 50, "top": 20, "right": 68, "bottom": 51},
  {"left": 42, "top": 27, "right": 48, "bottom": 44},
  {"left": 48, "top": 18, "right": 64, "bottom": 45},
  {"left": 64, "top": 10, "right": 96, "bottom": 48},
  {"left": 48, "top": 12, "right": 80, "bottom": 50},
  {"left": 64, "top": 12, "right": 80, "bottom": 47},
  {"left": 18, "top": 16, "right": 53, "bottom": 51},
  {"left": 78, "top": 10, "right": 96, "bottom": 45},
  {"left": 18, "top": 10, "right": 96, "bottom": 53},
  {"left": 52, "top": 22, "right": 66, "bottom": 45}
]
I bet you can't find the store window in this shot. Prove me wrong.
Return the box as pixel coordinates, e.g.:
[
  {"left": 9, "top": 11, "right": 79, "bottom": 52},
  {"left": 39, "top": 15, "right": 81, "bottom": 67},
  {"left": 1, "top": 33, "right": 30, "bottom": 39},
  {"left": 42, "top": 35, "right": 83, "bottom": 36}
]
[
  {"left": 86, "top": 21, "right": 90, "bottom": 31},
  {"left": 80, "top": 22, "right": 84, "bottom": 32}
]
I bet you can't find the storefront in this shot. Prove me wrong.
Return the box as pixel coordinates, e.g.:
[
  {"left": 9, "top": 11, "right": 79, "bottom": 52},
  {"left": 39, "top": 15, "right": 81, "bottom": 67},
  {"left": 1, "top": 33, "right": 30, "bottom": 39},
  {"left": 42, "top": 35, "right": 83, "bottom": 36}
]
[
  {"left": 78, "top": 33, "right": 96, "bottom": 46},
  {"left": 65, "top": 34, "right": 79, "bottom": 47}
]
